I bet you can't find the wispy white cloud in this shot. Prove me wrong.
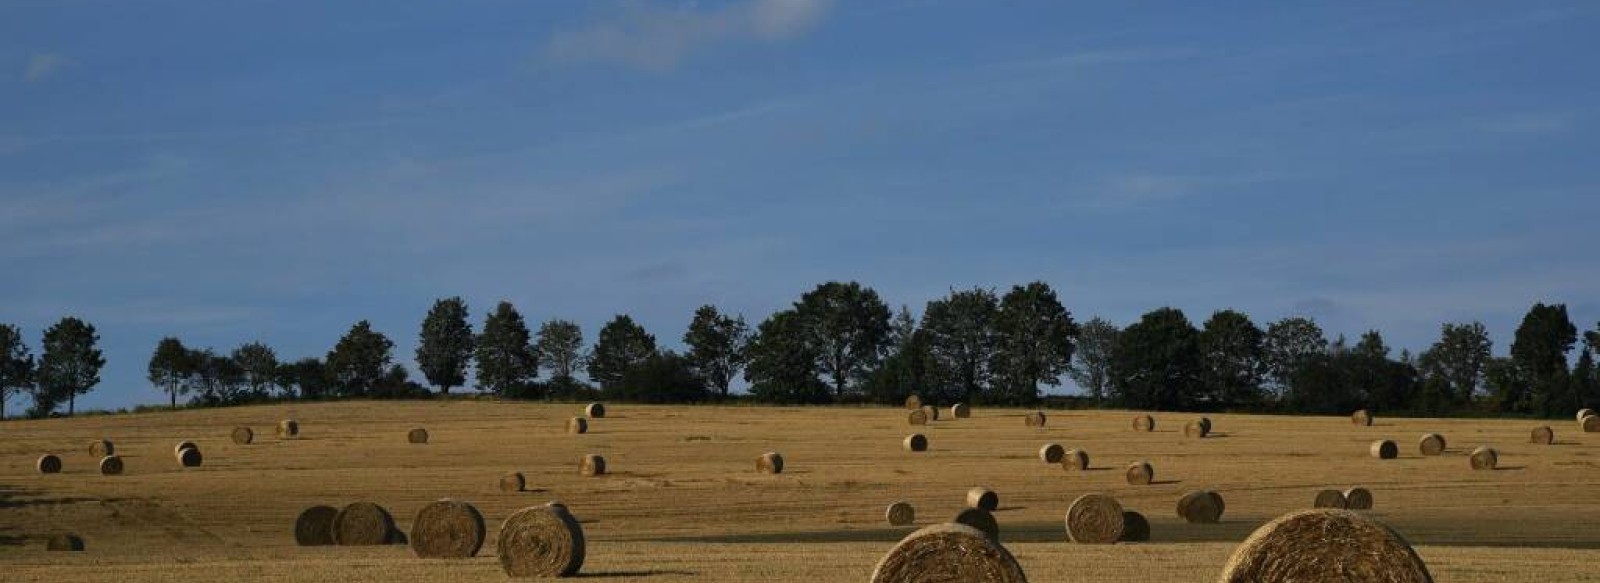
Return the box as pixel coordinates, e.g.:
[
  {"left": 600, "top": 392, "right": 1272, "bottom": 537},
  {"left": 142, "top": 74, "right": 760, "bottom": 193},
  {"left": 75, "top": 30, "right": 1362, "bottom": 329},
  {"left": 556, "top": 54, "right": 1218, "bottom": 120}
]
[
  {"left": 22, "top": 53, "right": 70, "bottom": 82},
  {"left": 545, "top": 0, "right": 833, "bottom": 72}
]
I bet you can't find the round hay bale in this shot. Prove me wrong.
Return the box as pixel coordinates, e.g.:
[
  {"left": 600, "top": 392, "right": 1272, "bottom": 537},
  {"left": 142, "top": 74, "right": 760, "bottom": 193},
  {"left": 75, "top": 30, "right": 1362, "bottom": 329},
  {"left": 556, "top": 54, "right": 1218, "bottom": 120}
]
[
  {"left": 868, "top": 523, "right": 1025, "bottom": 583},
  {"left": 904, "top": 394, "right": 922, "bottom": 410},
  {"left": 885, "top": 501, "right": 915, "bottom": 526},
  {"left": 567, "top": 417, "right": 588, "bottom": 435},
  {"left": 1469, "top": 446, "right": 1498, "bottom": 470},
  {"left": 173, "top": 441, "right": 198, "bottom": 456},
  {"left": 277, "top": 419, "right": 299, "bottom": 438},
  {"left": 1060, "top": 448, "right": 1089, "bottom": 471},
  {"left": 1344, "top": 487, "right": 1374, "bottom": 510},
  {"left": 1024, "top": 411, "right": 1046, "bottom": 427},
  {"left": 1351, "top": 409, "right": 1374, "bottom": 426},
  {"left": 921, "top": 405, "right": 940, "bottom": 422},
  {"left": 408, "top": 428, "right": 429, "bottom": 444},
  {"left": 1578, "top": 408, "right": 1595, "bottom": 422},
  {"left": 410, "top": 499, "right": 486, "bottom": 559},
  {"left": 1184, "top": 419, "right": 1209, "bottom": 438},
  {"left": 499, "top": 471, "right": 526, "bottom": 492},
  {"left": 758, "top": 451, "right": 784, "bottom": 474},
  {"left": 1370, "top": 440, "right": 1398, "bottom": 459},
  {"left": 1133, "top": 414, "right": 1155, "bottom": 432},
  {"left": 1119, "top": 511, "right": 1150, "bottom": 542},
  {"left": 1199, "top": 417, "right": 1213, "bottom": 434},
  {"left": 389, "top": 528, "right": 408, "bottom": 545},
  {"left": 295, "top": 505, "right": 338, "bottom": 546},
  {"left": 46, "top": 533, "right": 85, "bottom": 552},
  {"left": 585, "top": 402, "right": 606, "bottom": 418},
  {"left": 1125, "top": 461, "right": 1154, "bottom": 485},
  {"left": 1418, "top": 433, "right": 1446, "bottom": 456},
  {"left": 176, "top": 447, "right": 202, "bottom": 468},
  {"left": 907, "top": 409, "right": 928, "bottom": 426},
  {"left": 903, "top": 433, "right": 928, "bottom": 452},
  {"left": 1582, "top": 414, "right": 1600, "bottom": 433},
  {"left": 497, "top": 504, "right": 586, "bottom": 578},
  {"left": 99, "top": 455, "right": 123, "bottom": 476},
  {"left": 89, "top": 439, "right": 113, "bottom": 457},
  {"left": 1216, "top": 509, "right": 1432, "bottom": 583},
  {"left": 1064, "top": 493, "right": 1125, "bottom": 544},
  {"left": 950, "top": 508, "right": 1000, "bottom": 541},
  {"left": 332, "top": 502, "right": 395, "bottom": 546},
  {"left": 951, "top": 403, "right": 970, "bottom": 418},
  {"left": 1177, "top": 490, "right": 1224, "bottom": 523},
  {"left": 580, "top": 454, "right": 606, "bottom": 477},
  {"left": 37, "top": 454, "right": 62, "bottom": 474},
  {"left": 966, "top": 487, "right": 999, "bottom": 511},
  {"left": 1530, "top": 425, "right": 1554, "bottom": 445},
  {"left": 1038, "top": 443, "right": 1065, "bottom": 464},
  {"left": 1313, "top": 489, "right": 1347, "bottom": 509},
  {"left": 231, "top": 426, "right": 253, "bottom": 445}
]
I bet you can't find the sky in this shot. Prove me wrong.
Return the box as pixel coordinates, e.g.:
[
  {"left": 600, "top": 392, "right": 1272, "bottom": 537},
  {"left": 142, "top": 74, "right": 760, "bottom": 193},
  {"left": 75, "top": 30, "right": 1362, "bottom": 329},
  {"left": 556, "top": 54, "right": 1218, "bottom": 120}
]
[{"left": 2, "top": 1, "right": 1598, "bottom": 413}]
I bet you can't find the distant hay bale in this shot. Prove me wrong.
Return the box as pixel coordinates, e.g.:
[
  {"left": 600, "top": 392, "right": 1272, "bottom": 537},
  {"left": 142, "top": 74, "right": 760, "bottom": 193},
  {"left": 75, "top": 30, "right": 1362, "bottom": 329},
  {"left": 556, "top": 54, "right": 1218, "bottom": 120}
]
[
  {"left": 36, "top": 454, "right": 62, "bottom": 474},
  {"left": 99, "top": 455, "right": 123, "bottom": 476},
  {"left": 950, "top": 508, "right": 1000, "bottom": 541},
  {"left": 410, "top": 499, "right": 487, "bottom": 559},
  {"left": 1530, "top": 426, "right": 1554, "bottom": 445},
  {"left": 758, "top": 451, "right": 785, "bottom": 474},
  {"left": 46, "top": 533, "right": 85, "bottom": 551},
  {"left": 1064, "top": 493, "right": 1125, "bottom": 544},
  {"left": 903, "top": 433, "right": 928, "bottom": 452},
  {"left": 868, "top": 523, "right": 1025, "bottom": 583},
  {"left": 1184, "top": 419, "right": 1209, "bottom": 438},
  {"left": 951, "top": 403, "right": 970, "bottom": 418},
  {"left": 585, "top": 403, "right": 606, "bottom": 418},
  {"left": 231, "top": 426, "right": 253, "bottom": 445},
  {"left": 499, "top": 472, "right": 526, "bottom": 492},
  {"left": 1119, "top": 511, "right": 1150, "bottom": 542},
  {"left": 1469, "top": 446, "right": 1498, "bottom": 470},
  {"left": 1024, "top": 411, "right": 1046, "bottom": 427},
  {"left": 1313, "top": 489, "right": 1347, "bottom": 509},
  {"left": 89, "top": 439, "right": 113, "bottom": 457},
  {"left": 277, "top": 419, "right": 299, "bottom": 439},
  {"left": 1125, "top": 461, "right": 1154, "bottom": 485},
  {"left": 408, "top": 428, "right": 429, "bottom": 444},
  {"left": 1370, "top": 440, "right": 1398, "bottom": 459},
  {"left": 1582, "top": 414, "right": 1600, "bottom": 433},
  {"left": 332, "top": 502, "right": 396, "bottom": 546},
  {"left": 1418, "top": 433, "right": 1446, "bottom": 456},
  {"left": 295, "top": 505, "right": 339, "bottom": 546},
  {"left": 966, "top": 487, "right": 999, "bottom": 511},
  {"left": 581, "top": 454, "right": 607, "bottom": 477},
  {"left": 173, "top": 441, "right": 198, "bottom": 456},
  {"left": 1133, "top": 414, "right": 1155, "bottom": 432},
  {"left": 1038, "top": 443, "right": 1065, "bottom": 464},
  {"left": 1351, "top": 409, "right": 1374, "bottom": 426},
  {"left": 922, "top": 405, "right": 940, "bottom": 421},
  {"left": 1578, "top": 408, "right": 1595, "bottom": 422},
  {"left": 176, "top": 447, "right": 203, "bottom": 468},
  {"left": 904, "top": 394, "right": 922, "bottom": 410},
  {"left": 1216, "top": 509, "right": 1433, "bottom": 583},
  {"left": 1344, "top": 487, "right": 1374, "bottom": 510},
  {"left": 497, "top": 504, "right": 586, "bottom": 578},
  {"left": 567, "top": 417, "right": 588, "bottom": 435},
  {"left": 908, "top": 409, "right": 928, "bottom": 426},
  {"left": 1060, "top": 448, "right": 1089, "bottom": 471},
  {"left": 886, "top": 501, "right": 915, "bottom": 526},
  {"left": 1177, "top": 490, "right": 1224, "bottom": 523},
  {"left": 1199, "top": 417, "right": 1213, "bottom": 434}
]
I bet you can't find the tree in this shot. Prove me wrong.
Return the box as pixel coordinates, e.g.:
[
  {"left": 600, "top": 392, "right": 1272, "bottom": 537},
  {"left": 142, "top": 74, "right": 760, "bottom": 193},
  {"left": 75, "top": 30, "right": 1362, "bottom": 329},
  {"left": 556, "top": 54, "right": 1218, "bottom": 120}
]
[
  {"left": 746, "top": 310, "right": 830, "bottom": 404},
  {"left": 281, "top": 357, "right": 330, "bottom": 399},
  {"left": 588, "top": 315, "right": 658, "bottom": 391},
  {"left": 1510, "top": 303, "right": 1577, "bottom": 415},
  {"left": 920, "top": 287, "right": 1000, "bottom": 404},
  {"left": 1571, "top": 347, "right": 1597, "bottom": 410},
  {"left": 1416, "top": 322, "right": 1492, "bottom": 406},
  {"left": 1108, "top": 307, "right": 1200, "bottom": 410},
  {"left": 536, "top": 319, "right": 585, "bottom": 384},
  {"left": 1349, "top": 330, "right": 1416, "bottom": 411},
  {"left": 794, "top": 281, "right": 892, "bottom": 398},
  {"left": 37, "top": 317, "right": 105, "bottom": 417},
  {"left": 325, "top": 320, "right": 396, "bottom": 397},
  {"left": 991, "top": 282, "right": 1078, "bottom": 404},
  {"left": 1069, "top": 317, "right": 1119, "bottom": 405},
  {"left": 866, "top": 327, "right": 934, "bottom": 405},
  {"left": 1262, "top": 317, "right": 1328, "bottom": 400},
  {"left": 232, "top": 342, "right": 279, "bottom": 400},
  {"left": 1482, "top": 356, "right": 1525, "bottom": 412},
  {"left": 1198, "top": 309, "right": 1264, "bottom": 409},
  {"left": 611, "top": 351, "right": 708, "bottom": 403},
  {"left": 682, "top": 305, "right": 750, "bottom": 398},
  {"left": 188, "top": 348, "right": 245, "bottom": 406},
  {"left": 475, "top": 302, "right": 539, "bottom": 396},
  {"left": 0, "top": 324, "right": 35, "bottom": 420},
  {"left": 147, "top": 337, "right": 195, "bottom": 409},
  {"left": 416, "top": 297, "right": 474, "bottom": 394}
]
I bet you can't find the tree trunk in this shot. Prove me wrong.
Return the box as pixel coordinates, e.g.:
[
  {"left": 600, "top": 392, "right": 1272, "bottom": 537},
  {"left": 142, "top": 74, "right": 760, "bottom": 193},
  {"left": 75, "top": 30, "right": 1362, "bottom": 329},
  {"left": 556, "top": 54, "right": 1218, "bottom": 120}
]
[
  {"left": 68, "top": 392, "right": 75, "bottom": 416},
  {"left": 171, "top": 388, "right": 177, "bottom": 409}
]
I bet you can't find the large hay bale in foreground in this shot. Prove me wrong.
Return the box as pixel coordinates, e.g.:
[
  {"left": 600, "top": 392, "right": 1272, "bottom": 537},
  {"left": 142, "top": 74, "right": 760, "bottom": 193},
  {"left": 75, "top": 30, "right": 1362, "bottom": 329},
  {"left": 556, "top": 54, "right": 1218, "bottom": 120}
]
[
  {"left": 1530, "top": 425, "right": 1554, "bottom": 445},
  {"left": 1217, "top": 509, "right": 1432, "bottom": 583},
  {"left": 903, "top": 433, "right": 928, "bottom": 452},
  {"left": 1370, "top": 440, "right": 1398, "bottom": 459},
  {"left": 868, "top": 523, "right": 1025, "bottom": 583},
  {"left": 1177, "top": 490, "right": 1224, "bottom": 523},
  {"left": 1060, "top": 448, "right": 1089, "bottom": 471},
  {"left": 1582, "top": 414, "right": 1600, "bottom": 433},
  {"left": 99, "top": 456, "right": 123, "bottom": 476},
  {"left": 1038, "top": 443, "right": 1065, "bottom": 464},
  {"left": 1119, "top": 511, "right": 1150, "bottom": 542},
  {"left": 1344, "top": 487, "right": 1374, "bottom": 510},
  {"left": 176, "top": 447, "right": 202, "bottom": 468},
  {"left": 89, "top": 439, "right": 113, "bottom": 457},
  {"left": 567, "top": 417, "right": 588, "bottom": 435},
  {"left": 908, "top": 409, "right": 928, "bottom": 426},
  {"left": 950, "top": 508, "right": 1000, "bottom": 541},
  {"left": 921, "top": 405, "right": 940, "bottom": 421},
  {"left": 37, "top": 454, "right": 62, "bottom": 474},
  {"left": 951, "top": 403, "right": 970, "bottom": 418},
  {"left": 1133, "top": 414, "right": 1155, "bottom": 432},
  {"left": 580, "top": 454, "right": 606, "bottom": 477},
  {"left": 886, "top": 501, "right": 915, "bottom": 526},
  {"left": 1578, "top": 408, "right": 1595, "bottom": 422},
  {"left": 585, "top": 403, "right": 606, "bottom": 418},
  {"left": 966, "top": 487, "right": 999, "bottom": 511},
  {"left": 757, "top": 451, "right": 785, "bottom": 474},
  {"left": 1024, "top": 411, "right": 1046, "bottom": 427},
  {"left": 332, "top": 502, "right": 396, "bottom": 546},
  {"left": 277, "top": 419, "right": 299, "bottom": 439},
  {"left": 231, "top": 426, "right": 253, "bottom": 445},
  {"left": 498, "top": 504, "right": 586, "bottom": 578},
  {"left": 1469, "top": 446, "right": 1498, "bottom": 470},
  {"left": 295, "top": 505, "right": 339, "bottom": 546},
  {"left": 904, "top": 394, "right": 922, "bottom": 410},
  {"left": 1125, "top": 461, "right": 1154, "bottom": 485},
  {"left": 46, "top": 533, "right": 85, "bottom": 552},
  {"left": 408, "top": 428, "right": 429, "bottom": 444},
  {"left": 1184, "top": 419, "right": 1209, "bottom": 438},
  {"left": 410, "top": 499, "right": 486, "bottom": 559},
  {"left": 1313, "top": 489, "right": 1347, "bottom": 509},
  {"left": 1352, "top": 409, "right": 1374, "bottom": 426},
  {"left": 1418, "top": 433, "right": 1446, "bottom": 456},
  {"left": 1065, "top": 493, "right": 1125, "bottom": 544},
  {"left": 173, "top": 441, "right": 198, "bottom": 456},
  {"left": 500, "top": 472, "right": 527, "bottom": 492}
]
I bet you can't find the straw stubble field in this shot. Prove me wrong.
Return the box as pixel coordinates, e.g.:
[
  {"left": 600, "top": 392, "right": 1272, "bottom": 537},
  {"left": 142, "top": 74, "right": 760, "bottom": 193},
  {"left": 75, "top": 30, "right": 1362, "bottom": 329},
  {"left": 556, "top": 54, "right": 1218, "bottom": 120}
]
[{"left": 2, "top": 400, "right": 1598, "bottom": 582}]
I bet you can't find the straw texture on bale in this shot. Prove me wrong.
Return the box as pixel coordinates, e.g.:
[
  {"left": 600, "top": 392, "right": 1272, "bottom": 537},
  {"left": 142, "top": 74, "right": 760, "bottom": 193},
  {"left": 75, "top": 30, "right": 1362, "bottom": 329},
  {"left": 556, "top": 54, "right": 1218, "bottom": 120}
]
[
  {"left": 497, "top": 504, "right": 586, "bottom": 578},
  {"left": 1370, "top": 440, "right": 1398, "bottom": 459},
  {"left": 585, "top": 403, "right": 605, "bottom": 418},
  {"left": 231, "top": 426, "right": 253, "bottom": 445},
  {"left": 1530, "top": 425, "right": 1554, "bottom": 445},
  {"left": 410, "top": 499, "right": 486, "bottom": 559},
  {"left": 1038, "top": 443, "right": 1064, "bottom": 464},
  {"left": 903, "top": 433, "right": 928, "bottom": 452},
  {"left": 500, "top": 472, "right": 526, "bottom": 492},
  {"left": 1578, "top": 408, "right": 1595, "bottom": 422},
  {"left": 1184, "top": 420, "right": 1209, "bottom": 438},
  {"left": 1216, "top": 509, "right": 1433, "bottom": 583},
  {"left": 408, "top": 428, "right": 429, "bottom": 444},
  {"left": 951, "top": 508, "right": 1000, "bottom": 541},
  {"left": 1177, "top": 490, "right": 1224, "bottom": 524},
  {"left": 332, "top": 502, "right": 396, "bottom": 546},
  {"left": 89, "top": 439, "right": 113, "bottom": 457},
  {"left": 277, "top": 419, "right": 299, "bottom": 438},
  {"left": 1418, "top": 433, "right": 1446, "bottom": 456},
  {"left": 758, "top": 451, "right": 785, "bottom": 474},
  {"left": 1314, "top": 489, "right": 1347, "bottom": 509},
  {"left": 1582, "top": 414, "right": 1600, "bottom": 433},
  {"left": 908, "top": 409, "right": 928, "bottom": 426},
  {"left": 922, "top": 405, "right": 940, "bottom": 421},
  {"left": 868, "top": 523, "right": 1025, "bottom": 583},
  {"left": 1469, "top": 446, "right": 1498, "bottom": 470},
  {"left": 1352, "top": 409, "right": 1374, "bottom": 426},
  {"left": 567, "top": 417, "right": 588, "bottom": 435},
  {"left": 1119, "top": 511, "right": 1150, "bottom": 542},
  {"left": 886, "top": 501, "right": 915, "bottom": 526},
  {"left": 904, "top": 394, "right": 922, "bottom": 410},
  {"left": 966, "top": 487, "right": 999, "bottom": 511},
  {"left": 581, "top": 454, "right": 606, "bottom": 477},
  {"left": 951, "top": 403, "right": 970, "bottom": 418},
  {"left": 37, "top": 454, "right": 62, "bottom": 474},
  {"left": 47, "top": 534, "right": 85, "bottom": 551},
  {"left": 173, "top": 441, "right": 198, "bottom": 456},
  {"left": 1060, "top": 448, "right": 1089, "bottom": 471},
  {"left": 295, "top": 505, "right": 338, "bottom": 546},
  {"left": 1024, "top": 411, "right": 1046, "bottom": 427},
  {"left": 1125, "top": 461, "right": 1154, "bottom": 485},
  {"left": 1064, "top": 493, "right": 1125, "bottom": 544},
  {"left": 176, "top": 447, "right": 202, "bottom": 468},
  {"left": 1133, "top": 414, "right": 1154, "bottom": 432},
  {"left": 99, "top": 455, "right": 123, "bottom": 475},
  {"left": 1344, "top": 487, "right": 1374, "bottom": 510}
]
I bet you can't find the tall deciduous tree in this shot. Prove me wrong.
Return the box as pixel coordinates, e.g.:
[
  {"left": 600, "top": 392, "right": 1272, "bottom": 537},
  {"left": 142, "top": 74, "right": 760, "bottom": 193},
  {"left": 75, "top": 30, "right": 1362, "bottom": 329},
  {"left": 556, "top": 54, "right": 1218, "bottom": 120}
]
[
  {"left": 0, "top": 324, "right": 35, "bottom": 420},
  {"left": 992, "top": 282, "right": 1078, "bottom": 404},
  {"left": 1197, "top": 309, "right": 1264, "bottom": 409},
  {"left": 232, "top": 342, "right": 279, "bottom": 399},
  {"left": 416, "top": 297, "right": 474, "bottom": 394},
  {"left": 1510, "top": 302, "right": 1577, "bottom": 415},
  {"left": 1417, "top": 322, "right": 1492, "bottom": 406},
  {"left": 794, "top": 281, "right": 892, "bottom": 398},
  {"left": 325, "top": 320, "right": 396, "bottom": 397},
  {"left": 475, "top": 302, "right": 538, "bottom": 396},
  {"left": 682, "top": 305, "right": 750, "bottom": 398},
  {"left": 1108, "top": 307, "right": 1201, "bottom": 410},
  {"left": 281, "top": 357, "right": 329, "bottom": 399},
  {"left": 1262, "top": 317, "right": 1328, "bottom": 399},
  {"left": 188, "top": 348, "right": 246, "bottom": 405},
  {"left": 588, "top": 315, "right": 657, "bottom": 391},
  {"left": 37, "top": 317, "right": 105, "bottom": 417},
  {"left": 148, "top": 337, "right": 194, "bottom": 409},
  {"left": 920, "top": 287, "right": 1000, "bottom": 404},
  {"left": 1069, "top": 317, "right": 1119, "bottom": 405},
  {"left": 612, "top": 351, "right": 707, "bottom": 403},
  {"left": 536, "top": 319, "right": 585, "bottom": 384},
  {"left": 746, "top": 310, "right": 830, "bottom": 404}
]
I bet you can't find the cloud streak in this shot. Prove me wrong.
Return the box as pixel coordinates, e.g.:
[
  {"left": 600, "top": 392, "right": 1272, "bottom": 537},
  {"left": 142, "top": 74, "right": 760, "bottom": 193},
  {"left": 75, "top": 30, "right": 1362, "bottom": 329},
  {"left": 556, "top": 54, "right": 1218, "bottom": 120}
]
[
  {"left": 22, "top": 53, "right": 70, "bottom": 82},
  {"left": 545, "top": 0, "right": 833, "bottom": 72}
]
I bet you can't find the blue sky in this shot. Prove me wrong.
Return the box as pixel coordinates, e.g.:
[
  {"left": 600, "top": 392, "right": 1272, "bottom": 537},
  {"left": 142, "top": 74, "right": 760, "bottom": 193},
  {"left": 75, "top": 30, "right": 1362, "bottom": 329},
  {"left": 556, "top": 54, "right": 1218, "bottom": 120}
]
[{"left": 3, "top": 1, "right": 1597, "bottom": 412}]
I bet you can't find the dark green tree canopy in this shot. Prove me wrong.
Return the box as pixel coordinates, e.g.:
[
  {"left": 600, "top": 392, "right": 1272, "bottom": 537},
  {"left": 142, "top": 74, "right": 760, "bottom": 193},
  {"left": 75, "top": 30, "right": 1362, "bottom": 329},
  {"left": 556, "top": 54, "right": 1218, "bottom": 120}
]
[
  {"left": 0, "top": 324, "right": 36, "bottom": 419},
  {"left": 795, "top": 281, "right": 892, "bottom": 398},
  {"left": 746, "top": 310, "right": 830, "bottom": 404},
  {"left": 588, "top": 314, "right": 658, "bottom": 390},
  {"left": 281, "top": 357, "right": 330, "bottom": 400},
  {"left": 1109, "top": 307, "right": 1201, "bottom": 411},
  {"left": 37, "top": 317, "right": 105, "bottom": 417},
  {"left": 611, "top": 351, "right": 708, "bottom": 403},
  {"left": 1417, "top": 322, "right": 1492, "bottom": 406},
  {"left": 475, "top": 301, "right": 539, "bottom": 396},
  {"left": 536, "top": 319, "right": 585, "bottom": 382},
  {"left": 416, "top": 297, "right": 474, "bottom": 394},
  {"left": 1511, "top": 303, "right": 1578, "bottom": 415},
  {"left": 148, "top": 337, "right": 195, "bottom": 409},
  {"left": 232, "top": 342, "right": 280, "bottom": 399},
  {"left": 992, "top": 281, "right": 1079, "bottom": 404},
  {"left": 1198, "top": 309, "right": 1264, "bottom": 409},
  {"left": 921, "top": 287, "right": 1000, "bottom": 404},
  {"left": 1262, "top": 316, "right": 1328, "bottom": 397},
  {"left": 682, "top": 305, "right": 750, "bottom": 398},
  {"left": 1068, "top": 317, "right": 1119, "bottom": 405},
  {"left": 325, "top": 320, "right": 396, "bottom": 397}
]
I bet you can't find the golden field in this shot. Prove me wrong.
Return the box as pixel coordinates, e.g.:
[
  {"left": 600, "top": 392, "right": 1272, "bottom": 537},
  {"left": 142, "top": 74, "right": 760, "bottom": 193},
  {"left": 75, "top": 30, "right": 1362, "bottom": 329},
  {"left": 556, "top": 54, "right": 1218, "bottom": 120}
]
[{"left": 2, "top": 400, "right": 1598, "bottom": 582}]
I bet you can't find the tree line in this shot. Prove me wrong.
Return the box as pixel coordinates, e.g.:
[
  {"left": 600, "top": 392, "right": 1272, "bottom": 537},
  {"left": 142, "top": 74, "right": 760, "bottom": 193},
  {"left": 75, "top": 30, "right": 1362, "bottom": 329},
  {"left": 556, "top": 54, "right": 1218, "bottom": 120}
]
[{"left": 2, "top": 281, "right": 1597, "bottom": 418}]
